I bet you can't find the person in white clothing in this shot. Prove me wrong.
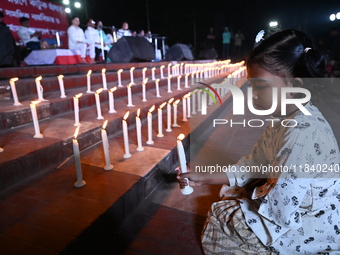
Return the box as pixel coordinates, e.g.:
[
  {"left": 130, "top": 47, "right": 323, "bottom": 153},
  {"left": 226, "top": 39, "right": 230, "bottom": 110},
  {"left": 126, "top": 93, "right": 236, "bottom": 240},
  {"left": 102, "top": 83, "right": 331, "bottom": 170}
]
[
  {"left": 116, "top": 22, "right": 132, "bottom": 39},
  {"left": 67, "top": 17, "right": 93, "bottom": 64},
  {"left": 17, "top": 17, "right": 41, "bottom": 50},
  {"left": 84, "top": 18, "right": 97, "bottom": 63}
]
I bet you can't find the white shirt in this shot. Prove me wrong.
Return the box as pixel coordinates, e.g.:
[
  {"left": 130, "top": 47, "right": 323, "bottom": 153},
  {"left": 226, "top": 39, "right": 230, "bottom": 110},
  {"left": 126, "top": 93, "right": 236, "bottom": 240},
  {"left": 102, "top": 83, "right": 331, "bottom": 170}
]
[
  {"left": 85, "top": 26, "right": 100, "bottom": 46},
  {"left": 17, "top": 26, "right": 39, "bottom": 46},
  {"left": 116, "top": 28, "right": 132, "bottom": 39},
  {"left": 67, "top": 25, "right": 85, "bottom": 49}
]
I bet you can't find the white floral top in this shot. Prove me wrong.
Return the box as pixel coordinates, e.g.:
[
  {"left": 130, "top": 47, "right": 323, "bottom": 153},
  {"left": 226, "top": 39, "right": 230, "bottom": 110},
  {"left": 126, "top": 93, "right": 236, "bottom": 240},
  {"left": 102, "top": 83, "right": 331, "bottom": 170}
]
[{"left": 222, "top": 102, "right": 340, "bottom": 254}]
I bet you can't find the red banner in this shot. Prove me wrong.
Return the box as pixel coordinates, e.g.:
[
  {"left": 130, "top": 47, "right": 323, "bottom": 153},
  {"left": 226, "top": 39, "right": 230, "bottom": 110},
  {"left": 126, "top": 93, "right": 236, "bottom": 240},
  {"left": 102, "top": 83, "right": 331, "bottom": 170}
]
[{"left": 0, "top": 0, "right": 69, "bottom": 47}]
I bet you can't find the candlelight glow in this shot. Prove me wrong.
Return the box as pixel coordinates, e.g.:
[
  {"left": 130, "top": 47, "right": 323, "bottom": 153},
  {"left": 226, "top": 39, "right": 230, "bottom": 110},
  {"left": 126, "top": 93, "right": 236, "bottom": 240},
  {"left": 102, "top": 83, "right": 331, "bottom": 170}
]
[
  {"left": 178, "top": 75, "right": 182, "bottom": 79},
  {"left": 168, "top": 97, "right": 174, "bottom": 104},
  {"left": 102, "top": 68, "right": 106, "bottom": 74},
  {"left": 149, "top": 105, "right": 155, "bottom": 112},
  {"left": 10, "top": 77, "right": 19, "bottom": 82},
  {"left": 75, "top": 93, "right": 83, "bottom": 98},
  {"left": 130, "top": 67, "right": 135, "bottom": 71},
  {"left": 143, "top": 78, "right": 148, "bottom": 84},
  {"left": 161, "top": 65, "right": 165, "bottom": 69},
  {"left": 96, "top": 88, "right": 103, "bottom": 94},
  {"left": 143, "top": 67, "right": 147, "bottom": 71},
  {"left": 123, "top": 111, "right": 129, "bottom": 120},
  {"left": 177, "top": 133, "right": 185, "bottom": 141},
  {"left": 159, "top": 102, "right": 166, "bottom": 109},
  {"left": 174, "top": 99, "right": 180, "bottom": 105},
  {"left": 152, "top": 67, "right": 156, "bottom": 70},
  {"left": 168, "top": 75, "right": 172, "bottom": 79},
  {"left": 156, "top": 79, "right": 160, "bottom": 83},
  {"left": 168, "top": 63, "right": 172, "bottom": 67},
  {"left": 128, "top": 83, "right": 133, "bottom": 88},
  {"left": 87, "top": 70, "right": 92, "bottom": 76},
  {"left": 31, "top": 100, "right": 41, "bottom": 105},
  {"left": 35, "top": 76, "right": 42, "bottom": 81},
  {"left": 74, "top": 126, "right": 80, "bottom": 139},
  {"left": 57, "top": 75, "right": 64, "bottom": 79},
  {"left": 118, "top": 69, "right": 123, "bottom": 73},
  {"left": 102, "top": 120, "right": 108, "bottom": 129},
  {"left": 137, "top": 108, "right": 140, "bottom": 117},
  {"left": 110, "top": 87, "right": 117, "bottom": 92}
]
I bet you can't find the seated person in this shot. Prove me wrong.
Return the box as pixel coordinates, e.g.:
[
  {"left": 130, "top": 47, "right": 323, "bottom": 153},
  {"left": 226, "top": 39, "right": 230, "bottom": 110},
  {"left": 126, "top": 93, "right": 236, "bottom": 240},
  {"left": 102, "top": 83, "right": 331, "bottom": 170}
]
[
  {"left": 84, "top": 18, "right": 97, "bottom": 63},
  {"left": 116, "top": 22, "right": 132, "bottom": 39},
  {"left": 17, "top": 17, "right": 42, "bottom": 50},
  {"left": 96, "top": 21, "right": 111, "bottom": 62}
]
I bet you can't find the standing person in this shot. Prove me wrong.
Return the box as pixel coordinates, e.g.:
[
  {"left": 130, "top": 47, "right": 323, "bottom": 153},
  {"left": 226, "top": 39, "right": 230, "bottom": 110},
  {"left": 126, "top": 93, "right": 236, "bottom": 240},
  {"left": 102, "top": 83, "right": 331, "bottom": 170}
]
[
  {"left": 177, "top": 29, "right": 340, "bottom": 254},
  {"left": 232, "top": 29, "right": 245, "bottom": 61},
  {"left": 206, "top": 27, "right": 215, "bottom": 50},
  {"left": 84, "top": 18, "right": 98, "bottom": 63},
  {"left": 17, "top": 17, "right": 42, "bottom": 50},
  {"left": 96, "top": 21, "right": 111, "bottom": 62},
  {"left": 222, "top": 26, "right": 231, "bottom": 59},
  {"left": 116, "top": 22, "right": 132, "bottom": 39},
  {"left": 67, "top": 16, "right": 92, "bottom": 64}
]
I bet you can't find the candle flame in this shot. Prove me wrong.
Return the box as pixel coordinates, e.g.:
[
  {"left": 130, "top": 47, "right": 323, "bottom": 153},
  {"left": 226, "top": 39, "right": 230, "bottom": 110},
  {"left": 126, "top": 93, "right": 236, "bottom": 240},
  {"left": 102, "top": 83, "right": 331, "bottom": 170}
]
[
  {"left": 10, "top": 77, "right": 19, "bottom": 82},
  {"left": 123, "top": 111, "right": 129, "bottom": 120},
  {"left": 174, "top": 99, "right": 180, "bottom": 105},
  {"left": 96, "top": 88, "right": 103, "bottom": 94},
  {"left": 143, "top": 78, "right": 148, "bottom": 84},
  {"left": 186, "top": 73, "right": 190, "bottom": 77},
  {"left": 160, "top": 65, "right": 165, "bottom": 68},
  {"left": 110, "top": 87, "right": 117, "bottom": 92},
  {"left": 102, "top": 68, "right": 106, "bottom": 74},
  {"left": 130, "top": 67, "right": 135, "bottom": 71},
  {"left": 143, "top": 67, "right": 147, "bottom": 71},
  {"left": 31, "top": 100, "right": 41, "bottom": 105},
  {"left": 74, "top": 126, "right": 80, "bottom": 139},
  {"left": 155, "top": 79, "right": 160, "bottom": 83},
  {"left": 118, "top": 69, "right": 123, "bottom": 73},
  {"left": 178, "top": 75, "right": 182, "bottom": 79},
  {"left": 168, "top": 75, "right": 172, "bottom": 79},
  {"left": 181, "top": 63, "right": 184, "bottom": 66},
  {"left": 159, "top": 102, "right": 166, "bottom": 109},
  {"left": 35, "top": 76, "right": 42, "bottom": 81},
  {"left": 137, "top": 108, "right": 140, "bottom": 117},
  {"left": 177, "top": 133, "right": 185, "bottom": 141},
  {"left": 152, "top": 67, "right": 156, "bottom": 70},
  {"left": 102, "top": 119, "right": 108, "bottom": 129},
  {"left": 87, "top": 70, "right": 92, "bottom": 76},
  {"left": 57, "top": 75, "right": 64, "bottom": 79},
  {"left": 75, "top": 93, "right": 83, "bottom": 98},
  {"left": 168, "top": 63, "right": 172, "bottom": 67},
  {"left": 127, "top": 83, "right": 133, "bottom": 88},
  {"left": 168, "top": 97, "right": 174, "bottom": 104},
  {"left": 149, "top": 105, "right": 155, "bottom": 113}
]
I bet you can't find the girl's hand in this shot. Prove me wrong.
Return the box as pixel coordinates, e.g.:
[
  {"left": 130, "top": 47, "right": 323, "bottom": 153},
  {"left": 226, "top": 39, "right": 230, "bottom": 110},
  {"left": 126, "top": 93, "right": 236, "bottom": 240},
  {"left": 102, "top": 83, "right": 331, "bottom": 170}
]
[{"left": 175, "top": 166, "right": 203, "bottom": 189}]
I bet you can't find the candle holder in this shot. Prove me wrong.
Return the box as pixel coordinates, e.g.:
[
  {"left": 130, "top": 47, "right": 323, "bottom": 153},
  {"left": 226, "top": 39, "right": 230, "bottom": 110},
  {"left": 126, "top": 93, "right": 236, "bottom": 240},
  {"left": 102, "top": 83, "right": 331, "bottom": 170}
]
[
  {"left": 35, "top": 76, "right": 48, "bottom": 101},
  {"left": 86, "top": 70, "right": 94, "bottom": 93},
  {"left": 102, "top": 68, "right": 108, "bottom": 90},
  {"left": 122, "top": 111, "right": 132, "bottom": 158},
  {"left": 73, "top": 93, "right": 82, "bottom": 126},
  {"left": 146, "top": 105, "right": 155, "bottom": 145},
  {"left": 95, "top": 88, "right": 104, "bottom": 120},
  {"left": 172, "top": 99, "right": 180, "bottom": 127},
  {"left": 155, "top": 79, "right": 162, "bottom": 98},
  {"left": 108, "top": 87, "right": 117, "bottom": 113},
  {"left": 166, "top": 98, "right": 174, "bottom": 132},
  {"left": 101, "top": 120, "right": 114, "bottom": 170},
  {"left": 73, "top": 126, "right": 86, "bottom": 188},
  {"left": 127, "top": 83, "right": 135, "bottom": 107},
  {"left": 57, "top": 75, "right": 67, "bottom": 98},
  {"left": 30, "top": 100, "right": 43, "bottom": 138},
  {"left": 177, "top": 134, "right": 194, "bottom": 195},
  {"left": 117, "top": 69, "right": 123, "bottom": 87},
  {"left": 9, "top": 77, "right": 22, "bottom": 106},
  {"left": 157, "top": 102, "right": 166, "bottom": 137},
  {"left": 136, "top": 109, "right": 144, "bottom": 151}
]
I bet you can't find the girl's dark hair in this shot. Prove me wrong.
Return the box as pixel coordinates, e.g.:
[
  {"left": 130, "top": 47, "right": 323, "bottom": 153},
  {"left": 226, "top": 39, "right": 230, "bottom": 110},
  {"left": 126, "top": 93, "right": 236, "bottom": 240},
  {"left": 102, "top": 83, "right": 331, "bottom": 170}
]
[{"left": 247, "top": 29, "right": 329, "bottom": 100}]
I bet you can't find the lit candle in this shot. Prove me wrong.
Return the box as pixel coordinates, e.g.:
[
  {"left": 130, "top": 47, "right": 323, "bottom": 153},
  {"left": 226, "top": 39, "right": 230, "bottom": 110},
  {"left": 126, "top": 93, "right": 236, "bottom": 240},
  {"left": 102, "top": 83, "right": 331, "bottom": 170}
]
[
  {"left": 127, "top": 83, "right": 135, "bottom": 107},
  {"left": 172, "top": 99, "right": 180, "bottom": 127},
  {"left": 146, "top": 105, "right": 155, "bottom": 145},
  {"left": 136, "top": 109, "right": 144, "bottom": 151},
  {"left": 73, "top": 126, "right": 86, "bottom": 188},
  {"left": 9, "top": 77, "right": 22, "bottom": 105},
  {"left": 0, "top": 148, "right": 3, "bottom": 153},
  {"left": 166, "top": 98, "right": 174, "bottom": 132},
  {"left": 195, "top": 71, "right": 199, "bottom": 82},
  {"left": 30, "top": 100, "right": 43, "bottom": 138},
  {"left": 56, "top": 32, "right": 60, "bottom": 47},
  {"left": 130, "top": 67, "right": 135, "bottom": 84},
  {"left": 122, "top": 111, "right": 131, "bottom": 158},
  {"left": 184, "top": 73, "right": 189, "bottom": 88},
  {"left": 57, "top": 75, "right": 66, "bottom": 98},
  {"left": 95, "top": 88, "right": 104, "bottom": 119},
  {"left": 113, "top": 31, "right": 117, "bottom": 42},
  {"left": 177, "top": 134, "right": 194, "bottom": 195},
  {"left": 191, "top": 72, "right": 195, "bottom": 86},
  {"left": 108, "top": 87, "right": 117, "bottom": 113},
  {"left": 160, "top": 65, "right": 165, "bottom": 79},
  {"left": 191, "top": 90, "right": 196, "bottom": 115},
  {"left": 157, "top": 102, "right": 166, "bottom": 137},
  {"left": 117, "top": 69, "right": 123, "bottom": 87},
  {"left": 177, "top": 75, "right": 182, "bottom": 90},
  {"left": 201, "top": 90, "right": 207, "bottom": 115},
  {"left": 142, "top": 67, "right": 147, "bottom": 82},
  {"left": 186, "top": 92, "right": 192, "bottom": 118},
  {"left": 73, "top": 93, "right": 82, "bottom": 126},
  {"left": 142, "top": 78, "right": 147, "bottom": 102},
  {"left": 180, "top": 63, "right": 184, "bottom": 75},
  {"left": 155, "top": 79, "right": 161, "bottom": 98},
  {"left": 151, "top": 67, "right": 156, "bottom": 80},
  {"left": 168, "top": 63, "right": 172, "bottom": 77},
  {"left": 182, "top": 95, "right": 188, "bottom": 122},
  {"left": 200, "top": 71, "right": 203, "bottom": 81},
  {"left": 102, "top": 68, "right": 108, "bottom": 90},
  {"left": 197, "top": 90, "right": 201, "bottom": 112},
  {"left": 35, "top": 76, "right": 47, "bottom": 101},
  {"left": 86, "top": 70, "right": 94, "bottom": 93},
  {"left": 101, "top": 120, "right": 114, "bottom": 170},
  {"left": 167, "top": 75, "right": 172, "bottom": 93}
]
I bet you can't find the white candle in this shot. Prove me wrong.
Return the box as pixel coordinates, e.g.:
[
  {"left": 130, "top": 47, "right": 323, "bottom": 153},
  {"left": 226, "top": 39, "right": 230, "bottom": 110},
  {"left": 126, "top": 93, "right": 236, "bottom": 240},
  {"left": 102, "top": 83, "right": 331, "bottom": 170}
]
[
  {"left": 73, "top": 93, "right": 82, "bottom": 126},
  {"left": 200, "top": 71, "right": 203, "bottom": 81},
  {"left": 73, "top": 126, "right": 86, "bottom": 188},
  {"left": 168, "top": 63, "right": 172, "bottom": 77},
  {"left": 184, "top": 74, "right": 189, "bottom": 88},
  {"left": 108, "top": 87, "right": 117, "bottom": 113},
  {"left": 177, "top": 75, "right": 182, "bottom": 90},
  {"left": 180, "top": 63, "right": 184, "bottom": 75},
  {"left": 130, "top": 67, "right": 135, "bottom": 84},
  {"left": 166, "top": 98, "right": 174, "bottom": 132},
  {"left": 30, "top": 100, "right": 43, "bottom": 138},
  {"left": 182, "top": 96, "right": 188, "bottom": 122},
  {"left": 136, "top": 109, "right": 144, "bottom": 151},
  {"left": 201, "top": 90, "right": 207, "bottom": 115},
  {"left": 95, "top": 88, "right": 104, "bottom": 119},
  {"left": 142, "top": 78, "right": 147, "bottom": 102},
  {"left": 142, "top": 67, "right": 147, "bottom": 82},
  {"left": 160, "top": 65, "right": 165, "bottom": 79},
  {"left": 35, "top": 76, "right": 47, "bottom": 101},
  {"left": 101, "top": 120, "right": 113, "bottom": 170},
  {"left": 197, "top": 90, "right": 202, "bottom": 112},
  {"left": 151, "top": 67, "right": 156, "bottom": 80},
  {"left": 56, "top": 32, "right": 60, "bottom": 47},
  {"left": 117, "top": 69, "right": 123, "bottom": 87},
  {"left": 177, "top": 134, "right": 193, "bottom": 195},
  {"left": 157, "top": 102, "right": 166, "bottom": 137},
  {"left": 146, "top": 105, "right": 155, "bottom": 145},
  {"left": 9, "top": 77, "right": 22, "bottom": 105},
  {"left": 191, "top": 90, "right": 196, "bottom": 115},
  {"left": 196, "top": 71, "right": 199, "bottom": 82},
  {"left": 57, "top": 75, "right": 66, "bottom": 98},
  {"left": 113, "top": 31, "right": 117, "bottom": 42},
  {"left": 187, "top": 93, "right": 192, "bottom": 118},
  {"left": 167, "top": 75, "right": 172, "bottom": 93},
  {"left": 100, "top": 32, "right": 105, "bottom": 61},
  {"left": 102, "top": 68, "right": 108, "bottom": 90},
  {"left": 155, "top": 79, "right": 161, "bottom": 98},
  {"left": 172, "top": 99, "right": 180, "bottom": 127},
  {"left": 122, "top": 111, "right": 131, "bottom": 158},
  {"left": 127, "top": 83, "right": 135, "bottom": 107},
  {"left": 86, "top": 70, "right": 93, "bottom": 93},
  {"left": 191, "top": 72, "right": 195, "bottom": 86}
]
